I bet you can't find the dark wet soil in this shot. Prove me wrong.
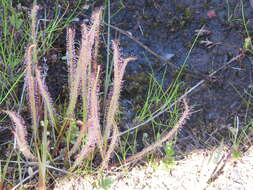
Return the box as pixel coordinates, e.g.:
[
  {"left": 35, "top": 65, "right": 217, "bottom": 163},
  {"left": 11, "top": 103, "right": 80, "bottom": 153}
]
[{"left": 107, "top": 0, "right": 253, "bottom": 154}]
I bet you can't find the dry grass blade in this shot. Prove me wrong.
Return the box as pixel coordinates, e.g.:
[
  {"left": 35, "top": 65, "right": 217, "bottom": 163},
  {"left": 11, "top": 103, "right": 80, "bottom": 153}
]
[{"left": 0, "top": 110, "right": 36, "bottom": 160}]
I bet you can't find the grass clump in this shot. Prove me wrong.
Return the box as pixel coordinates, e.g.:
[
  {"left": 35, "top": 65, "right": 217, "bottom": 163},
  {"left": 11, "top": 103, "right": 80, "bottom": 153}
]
[
  {"left": 0, "top": 0, "right": 78, "bottom": 108},
  {"left": 0, "top": 0, "right": 29, "bottom": 107}
]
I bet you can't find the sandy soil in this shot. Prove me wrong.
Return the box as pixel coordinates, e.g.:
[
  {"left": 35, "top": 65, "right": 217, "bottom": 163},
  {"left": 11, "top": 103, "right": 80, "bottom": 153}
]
[{"left": 54, "top": 145, "right": 253, "bottom": 190}]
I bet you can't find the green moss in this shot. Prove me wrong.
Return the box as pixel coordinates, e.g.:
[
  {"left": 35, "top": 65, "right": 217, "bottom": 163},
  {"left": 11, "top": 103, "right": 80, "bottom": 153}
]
[
  {"left": 175, "top": 5, "right": 193, "bottom": 19},
  {"left": 200, "top": 18, "right": 208, "bottom": 25},
  {"left": 180, "top": 20, "right": 187, "bottom": 27},
  {"left": 175, "top": 5, "right": 186, "bottom": 12},
  {"left": 167, "top": 6, "right": 194, "bottom": 30},
  {"left": 125, "top": 72, "right": 150, "bottom": 109},
  {"left": 148, "top": 22, "right": 159, "bottom": 29},
  {"left": 184, "top": 8, "right": 193, "bottom": 19}
]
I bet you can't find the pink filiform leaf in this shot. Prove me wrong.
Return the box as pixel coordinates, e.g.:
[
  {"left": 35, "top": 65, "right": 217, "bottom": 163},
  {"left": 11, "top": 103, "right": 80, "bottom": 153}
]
[
  {"left": 1, "top": 110, "right": 37, "bottom": 160},
  {"left": 123, "top": 99, "right": 191, "bottom": 163},
  {"left": 25, "top": 44, "right": 39, "bottom": 135},
  {"left": 66, "top": 28, "right": 77, "bottom": 90},
  {"left": 103, "top": 41, "right": 136, "bottom": 141},
  {"left": 35, "top": 66, "right": 56, "bottom": 128}
]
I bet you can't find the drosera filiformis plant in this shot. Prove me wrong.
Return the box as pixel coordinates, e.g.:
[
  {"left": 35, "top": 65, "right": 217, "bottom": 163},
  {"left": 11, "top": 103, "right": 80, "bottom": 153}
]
[
  {"left": 0, "top": 2, "right": 192, "bottom": 189},
  {"left": 1, "top": 4, "right": 136, "bottom": 189}
]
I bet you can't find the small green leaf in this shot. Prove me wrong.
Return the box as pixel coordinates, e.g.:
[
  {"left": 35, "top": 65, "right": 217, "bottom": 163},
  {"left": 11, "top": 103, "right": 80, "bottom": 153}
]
[
  {"left": 9, "top": 13, "right": 23, "bottom": 30},
  {"left": 163, "top": 142, "right": 176, "bottom": 168},
  {"left": 99, "top": 177, "right": 114, "bottom": 190},
  {"left": 231, "top": 148, "right": 242, "bottom": 160},
  {"left": 243, "top": 37, "right": 252, "bottom": 51}
]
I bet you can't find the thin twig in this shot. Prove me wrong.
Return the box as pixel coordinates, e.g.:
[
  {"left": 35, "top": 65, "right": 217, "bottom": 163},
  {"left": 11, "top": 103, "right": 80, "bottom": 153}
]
[
  {"left": 205, "top": 152, "right": 232, "bottom": 188},
  {"left": 11, "top": 164, "right": 73, "bottom": 190},
  {"left": 45, "top": 164, "right": 75, "bottom": 175},
  {"left": 10, "top": 156, "right": 72, "bottom": 190},
  {"left": 12, "top": 170, "right": 39, "bottom": 190},
  {"left": 118, "top": 53, "right": 244, "bottom": 137},
  {"left": 103, "top": 23, "right": 174, "bottom": 66},
  {"left": 103, "top": 22, "right": 207, "bottom": 78}
]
